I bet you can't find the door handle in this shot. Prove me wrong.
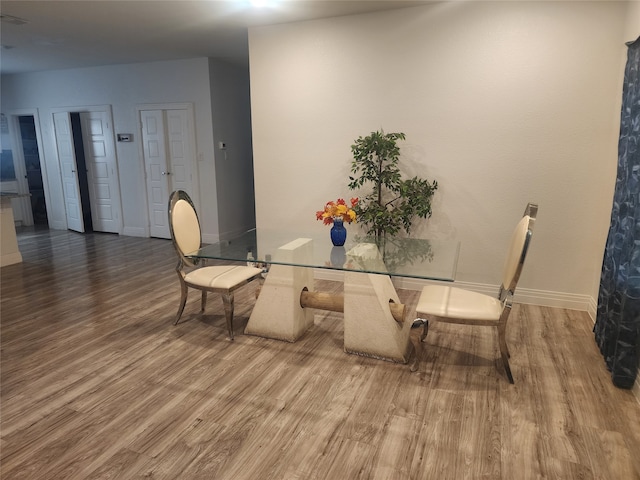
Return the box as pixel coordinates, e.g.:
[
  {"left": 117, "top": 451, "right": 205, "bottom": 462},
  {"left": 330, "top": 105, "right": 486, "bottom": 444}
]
[{"left": 162, "top": 171, "right": 171, "bottom": 175}]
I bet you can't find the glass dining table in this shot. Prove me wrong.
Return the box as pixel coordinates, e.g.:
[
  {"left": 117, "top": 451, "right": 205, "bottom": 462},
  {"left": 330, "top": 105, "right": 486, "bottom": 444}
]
[{"left": 187, "top": 228, "right": 460, "bottom": 364}]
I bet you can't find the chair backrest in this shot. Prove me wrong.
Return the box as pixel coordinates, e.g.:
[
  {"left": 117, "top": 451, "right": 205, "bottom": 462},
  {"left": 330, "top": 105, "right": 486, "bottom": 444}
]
[
  {"left": 168, "top": 190, "right": 201, "bottom": 268},
  {"left": 501, "top": 203, "right": 538, "bottom": 297}
]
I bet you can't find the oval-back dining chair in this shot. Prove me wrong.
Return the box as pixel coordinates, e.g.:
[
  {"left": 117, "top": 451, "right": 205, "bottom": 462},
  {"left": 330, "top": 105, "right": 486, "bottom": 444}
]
[
  {"left": 414, "top": 202, "right": 538, "bottom": 383},
  {"left": 168, "top": 190, "right": 262, "bottom": 340}
]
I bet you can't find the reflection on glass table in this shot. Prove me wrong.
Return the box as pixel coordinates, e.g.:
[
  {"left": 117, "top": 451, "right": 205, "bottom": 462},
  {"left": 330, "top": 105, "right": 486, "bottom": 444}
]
[
  {"left": 187, "top": 227, "right": 460, "bottom": 368},
  {"left": 188, "top": 228, "right": 459, "bottom": 282}
]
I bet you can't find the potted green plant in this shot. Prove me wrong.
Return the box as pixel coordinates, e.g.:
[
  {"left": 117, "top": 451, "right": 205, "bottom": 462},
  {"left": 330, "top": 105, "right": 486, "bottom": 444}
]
[{"left": 348, "top": 130, "right": 438, "bottom": 243}]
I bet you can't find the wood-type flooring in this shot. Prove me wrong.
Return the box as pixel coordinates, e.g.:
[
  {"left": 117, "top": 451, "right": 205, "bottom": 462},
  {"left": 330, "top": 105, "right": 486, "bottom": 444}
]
[{"left": 1, "top": 228, "right": 639, "bottom": 479}]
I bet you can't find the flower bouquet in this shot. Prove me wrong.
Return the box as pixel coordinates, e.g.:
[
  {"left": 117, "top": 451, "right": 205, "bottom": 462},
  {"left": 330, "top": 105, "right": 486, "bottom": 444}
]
[
  {"left": 315, "top": 198, "right": 358, "bottom": 225},
  {"left": 316, "top": 198, "right": 358, "bottom": 246}
]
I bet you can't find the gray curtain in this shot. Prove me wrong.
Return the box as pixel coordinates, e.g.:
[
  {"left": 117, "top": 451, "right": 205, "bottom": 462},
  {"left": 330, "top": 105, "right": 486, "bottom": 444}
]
[{"left": 594, "top": 37, "right": 640, "bottom": 389}]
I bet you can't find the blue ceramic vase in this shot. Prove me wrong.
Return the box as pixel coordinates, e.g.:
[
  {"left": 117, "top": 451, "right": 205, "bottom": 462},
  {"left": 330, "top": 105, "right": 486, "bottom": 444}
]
[{"left": 330, "top": 219, "right": 347, "bottom": 246}]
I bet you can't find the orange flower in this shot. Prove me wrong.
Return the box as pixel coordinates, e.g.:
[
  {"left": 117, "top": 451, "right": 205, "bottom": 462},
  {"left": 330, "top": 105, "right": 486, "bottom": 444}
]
[{"left": 316, "top": 198, "right": 358, "bottom": 225}]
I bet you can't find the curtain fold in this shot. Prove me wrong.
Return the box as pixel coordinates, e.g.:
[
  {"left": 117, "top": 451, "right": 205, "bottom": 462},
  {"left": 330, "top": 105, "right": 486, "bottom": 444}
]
[{"left": 594, "top": 37, "right": 640, "bottom": 389}]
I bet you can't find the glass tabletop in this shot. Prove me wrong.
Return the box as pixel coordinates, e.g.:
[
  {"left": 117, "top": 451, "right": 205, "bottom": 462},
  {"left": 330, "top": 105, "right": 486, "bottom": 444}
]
[{"left": 187, "top": 228, "right": 460, "bottom": 282}]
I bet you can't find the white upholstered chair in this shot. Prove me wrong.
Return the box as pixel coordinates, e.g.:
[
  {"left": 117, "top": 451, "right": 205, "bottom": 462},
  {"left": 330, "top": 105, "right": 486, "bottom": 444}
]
[
  {"left": 414, "top": 203, "right": 538, "bottom": 383},
  {"left": 168, "top": 190, "right": 262, "bottom": 340}
]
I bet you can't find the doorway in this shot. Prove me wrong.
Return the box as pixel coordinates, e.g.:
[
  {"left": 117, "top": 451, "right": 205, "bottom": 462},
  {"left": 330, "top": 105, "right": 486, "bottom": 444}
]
[
  {"left": 52, "top": 106, "right": 122, "bottom": 234},
  {"left": 2, "top": 111, "right": 49, "bottom": 228},
  {"left": 18, "top": 116, "right": 48, "bottom": 225},
  {"left": 70, "top": 113, "right": 93, "bottom": 232},
  {"left": 138, "top": 104, "right": 197, "bottom": 239}
]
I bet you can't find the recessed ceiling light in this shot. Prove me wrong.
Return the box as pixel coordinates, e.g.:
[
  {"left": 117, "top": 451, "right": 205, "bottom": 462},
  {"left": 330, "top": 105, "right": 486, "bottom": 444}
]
[{"left": 250, "top": 0, "right": 270, "bottom": 8}]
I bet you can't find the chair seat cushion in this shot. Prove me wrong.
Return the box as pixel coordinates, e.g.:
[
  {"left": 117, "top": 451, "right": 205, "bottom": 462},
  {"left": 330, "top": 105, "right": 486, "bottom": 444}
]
[
  {"left": 185, "top": 265, "right": 262, "bottom": 289},
  {"left": 416, "top": 285, "right": 503, "bottom": 322}
]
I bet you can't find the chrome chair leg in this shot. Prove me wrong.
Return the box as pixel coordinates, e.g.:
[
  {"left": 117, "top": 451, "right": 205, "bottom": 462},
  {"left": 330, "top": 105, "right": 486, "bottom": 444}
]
[
  {"left": 222, "top": 293, "right": 235, "bottom": 340},
  {"left": 421, "top": 321, "right": 429, "bottom": 343},
  {"left": 174, "top": 283, "right": 188, "bottom": 325},
  {"left": 408, "top": 341, "right": 420, "bottom": 372},
  {"left": 411, "top": 317, "right": 427, "bottom": 329},
  {"left": 412, "top": 318, "right": 429, "bottom": 343},
  {"left": 201, "top": 290, "right": 207, "bottom": 312},
  {"left": 497, "top": 326, "right": 514, "bottom": 383}
]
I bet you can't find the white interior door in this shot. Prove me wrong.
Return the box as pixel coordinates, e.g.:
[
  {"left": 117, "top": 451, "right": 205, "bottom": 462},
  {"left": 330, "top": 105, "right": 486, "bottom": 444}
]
[
  {"left": 141, "top": 108, "right": 195, "bottom": 239},
  {"left": 166, "top": 109, "right": 193, "bottom": 194},
  {"left": 141, "top": 110, "right": 171, "bottom": 238},
  {"left": 80, "top": 111, "right": 121, "bottom": 233},
  {"left": 53, "top": 111, "right": 84, "bottom": 233}
]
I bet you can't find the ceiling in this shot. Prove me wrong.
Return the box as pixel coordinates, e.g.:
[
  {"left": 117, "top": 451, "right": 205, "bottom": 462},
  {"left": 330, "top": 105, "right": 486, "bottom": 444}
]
[{"left": 0, "top": 0, "right": 429, "bottom": 75}]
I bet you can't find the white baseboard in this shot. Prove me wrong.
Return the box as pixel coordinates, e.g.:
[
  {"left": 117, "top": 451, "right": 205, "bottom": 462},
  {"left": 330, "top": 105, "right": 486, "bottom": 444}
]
[
  {"left": 313, "top": 269, "right": 344, "bottom": 282},
  {"left": 588, "top": 297, "right": 598, "bottom": 322},
  {"left": 49, "top": 220, "right": 66, "bottom": 230},
  {"left": 313, "top": 271, "right": 594, "bottom": 311},
  {"left": 122, "top": 226, "right": 147, "bottom": 237},
  {"left": 512, "top": 287, "right": 593, "bottom": 311},
  {"left": 313, "top": 271, "right": 595, "bottom": 311},
  {"left": 201, "top": 233, "right": 221, "bottom": 244},
  {"left": 1, "top": 251, "right": 22, "bottom": 267},
  {"left": 382, "top": 277, "right": 595, "bottom": 312}
]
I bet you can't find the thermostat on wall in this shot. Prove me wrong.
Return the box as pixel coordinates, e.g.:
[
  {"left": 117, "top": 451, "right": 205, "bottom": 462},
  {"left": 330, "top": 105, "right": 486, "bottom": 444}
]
[{"left": 117, "top": 133, "right": 133, "bottom": 142}]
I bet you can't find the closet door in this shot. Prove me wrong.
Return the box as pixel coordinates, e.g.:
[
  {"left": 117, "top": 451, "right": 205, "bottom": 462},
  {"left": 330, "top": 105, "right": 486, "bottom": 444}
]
[
  {"left": 141, "top": 110, "right": 171, "bottom": 239},
  {"left": 53, "top": 111, "right": 84, "bottom": 233},
  {"left": 141, "top": 108, "right": 194, "bottom": 239},
  {"left": 165, "top": 109, "right": 193, "bottom": 195},
  {"left": 80, "top": 110, "right": 121, "bottom": 233}
]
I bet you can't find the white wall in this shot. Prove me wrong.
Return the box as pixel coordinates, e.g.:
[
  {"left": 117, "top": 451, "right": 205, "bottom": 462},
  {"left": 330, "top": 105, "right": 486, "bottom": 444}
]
[
  {"left": 626, "top": 1, "right": 640, "bottom": 40},
  {"left": 209, "top": 59, "right": 257, "bottom": 240},
  {"left": 249, "top": 1, "right": 629, "bottom": 309},
  {"left": 0, "top": 58, "right": 222, "bottom": 238}
]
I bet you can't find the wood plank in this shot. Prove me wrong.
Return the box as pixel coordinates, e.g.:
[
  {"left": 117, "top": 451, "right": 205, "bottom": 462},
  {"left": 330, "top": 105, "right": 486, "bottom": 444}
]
[{"left": 1, "top": 227, "right": 639, "bottom": 479}]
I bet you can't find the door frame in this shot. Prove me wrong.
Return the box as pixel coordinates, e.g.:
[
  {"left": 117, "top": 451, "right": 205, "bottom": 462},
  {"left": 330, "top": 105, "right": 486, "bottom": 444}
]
[
  {"left": 51, "top": 105, "right": 123, "bottom": 234},
  {"left": 7, "top": 109, "right": 49, "bottom": 227},
  {"left": 136, "top": 102, "right": 199, "bottom": 238}
]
